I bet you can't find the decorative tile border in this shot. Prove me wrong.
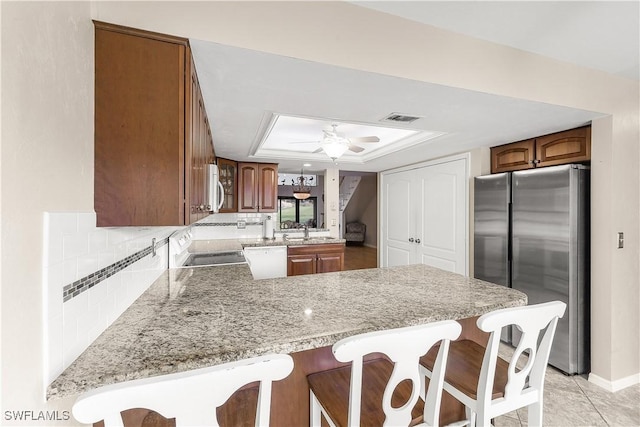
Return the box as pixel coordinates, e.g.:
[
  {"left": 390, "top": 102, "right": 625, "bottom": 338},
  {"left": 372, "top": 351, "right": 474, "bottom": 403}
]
[{"left": 62, "top": 238, "right": 169, "bottom": 303}]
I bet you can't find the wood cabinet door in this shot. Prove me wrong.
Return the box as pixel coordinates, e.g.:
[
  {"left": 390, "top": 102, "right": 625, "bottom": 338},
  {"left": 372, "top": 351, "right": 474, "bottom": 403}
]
[
  {"left": 189, "top": 69, "right": 213, "bottom": 222},
  {"left": 490, "top": 139, "right": 535, "bottom": 173},
  {"left": 188, "top": 60, "right": 200, "bottom": 224},
  {"left": 316, "top": 252, "right": 344, "bottom": 273},
  {"left": 238, "top": 162, "right": 278, "bottom": 212},
  {"left": 258, "top": 163, "right": 278, "bottom": 212},
  {"left": 94, "top": 24, "right": 187, "bottom": 226},
  {"left": 287, "top": 254, "right": 316, "bottom": 276},
  {"left": 218, "top": 158, "right": 237, "bottom": 212},
  {"left": 536, "top": 126, "right": 591, "bottom": 168},
  {"left": 238, "top": 163, "right": 259, "bottom": 212}
]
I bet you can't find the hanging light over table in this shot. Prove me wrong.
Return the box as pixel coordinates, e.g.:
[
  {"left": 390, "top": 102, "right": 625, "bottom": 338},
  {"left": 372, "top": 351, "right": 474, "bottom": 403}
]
[{"left": 292, "top": 170, "right": 312, "bottom": 200}]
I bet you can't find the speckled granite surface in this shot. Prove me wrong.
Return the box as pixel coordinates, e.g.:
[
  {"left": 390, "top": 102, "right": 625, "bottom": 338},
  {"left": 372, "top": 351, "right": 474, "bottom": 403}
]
[{"left": 47, "top": 264, "right": 526, "bottom": 400}]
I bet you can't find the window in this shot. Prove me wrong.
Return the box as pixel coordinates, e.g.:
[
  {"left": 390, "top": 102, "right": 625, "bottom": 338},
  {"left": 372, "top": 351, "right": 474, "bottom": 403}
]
[{"left": 278, "top": 197, "right": 317, "bottom": 229}]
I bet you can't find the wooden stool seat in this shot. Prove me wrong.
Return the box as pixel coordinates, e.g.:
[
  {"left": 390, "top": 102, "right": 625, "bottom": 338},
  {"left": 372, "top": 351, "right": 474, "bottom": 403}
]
[
  {"left": 420, "top": 340, "right": 509, "bottom": 400},
  {"left": 308, "top": 358, "right": 425, "bottom": 427}
]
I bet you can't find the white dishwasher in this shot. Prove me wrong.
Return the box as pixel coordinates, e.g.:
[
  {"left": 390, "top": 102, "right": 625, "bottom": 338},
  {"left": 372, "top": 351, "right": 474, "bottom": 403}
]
[{"left": 243, "top": 246, "right": 288, "bottom": 279}]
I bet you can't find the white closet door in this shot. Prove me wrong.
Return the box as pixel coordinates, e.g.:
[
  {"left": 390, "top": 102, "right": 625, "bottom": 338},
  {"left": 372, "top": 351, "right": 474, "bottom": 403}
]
[
  {"left": 415, "top": 158, "right": 467, "bottom": 274},
  {"left": 380, "top": 156, "right": 468, "bottom": 275},
  {"left": 382, "top": 169, "right": 414, "bottom": 267}
]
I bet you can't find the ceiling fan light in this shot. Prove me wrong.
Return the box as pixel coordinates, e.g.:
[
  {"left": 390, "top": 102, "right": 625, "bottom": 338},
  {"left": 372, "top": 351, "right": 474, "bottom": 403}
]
[{"left": 321, "top": 142, "right": 349, "bottom": 159}]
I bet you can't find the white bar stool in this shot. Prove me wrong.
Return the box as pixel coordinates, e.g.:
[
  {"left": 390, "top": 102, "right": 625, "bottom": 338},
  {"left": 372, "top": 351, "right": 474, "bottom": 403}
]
[
  {"left": 72, "top": 353, "right": 294, "bottom": 427},
  {"left": 420, "top": 301, "right": 567, "bottom": 427},
  {"left": 307, "top": 320, "right": 462, "bottom": 427}
]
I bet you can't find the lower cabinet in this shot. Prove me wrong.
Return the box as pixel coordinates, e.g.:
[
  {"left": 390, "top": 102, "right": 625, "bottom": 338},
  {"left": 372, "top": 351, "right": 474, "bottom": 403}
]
[{"left": 287, "top": 244, "right": 345, "bottom": 276}]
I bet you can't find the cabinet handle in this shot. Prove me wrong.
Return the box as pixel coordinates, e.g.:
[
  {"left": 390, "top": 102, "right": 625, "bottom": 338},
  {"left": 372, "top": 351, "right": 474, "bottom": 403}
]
[
  {"left": 408, "top": 238, "right": 414, "bottom": 242},
  {"left": 415, "top": 238, "right": 421, "bottom": 244}
]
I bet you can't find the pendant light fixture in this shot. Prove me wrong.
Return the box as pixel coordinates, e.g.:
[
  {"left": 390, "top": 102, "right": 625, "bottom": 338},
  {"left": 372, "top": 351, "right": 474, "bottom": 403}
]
[{"left": 292, "top": 169, "right": 312, "bottom": 200}]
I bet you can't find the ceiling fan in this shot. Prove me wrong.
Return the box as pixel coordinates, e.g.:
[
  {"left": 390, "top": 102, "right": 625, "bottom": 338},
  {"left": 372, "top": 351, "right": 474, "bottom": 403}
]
[{"left": 294, "top": 123, "right": 380, "bottom": 160}]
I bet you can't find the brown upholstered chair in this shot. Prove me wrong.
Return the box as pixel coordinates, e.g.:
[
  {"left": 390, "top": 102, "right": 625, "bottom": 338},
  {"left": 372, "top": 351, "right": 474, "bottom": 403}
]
[{"left": 344, "top": 222, "right": 366, "bottom": 245}]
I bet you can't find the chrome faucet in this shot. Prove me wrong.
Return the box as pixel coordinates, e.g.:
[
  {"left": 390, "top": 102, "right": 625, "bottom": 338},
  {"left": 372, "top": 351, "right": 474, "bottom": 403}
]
[{"left": 303, "top": 225, "right": 309, "bottom": 240}]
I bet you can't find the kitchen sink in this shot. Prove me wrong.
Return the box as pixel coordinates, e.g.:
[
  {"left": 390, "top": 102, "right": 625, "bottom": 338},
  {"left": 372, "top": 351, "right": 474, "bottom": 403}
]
[{"left": 283, "top": 236, "right": 336, "bottom": 242}]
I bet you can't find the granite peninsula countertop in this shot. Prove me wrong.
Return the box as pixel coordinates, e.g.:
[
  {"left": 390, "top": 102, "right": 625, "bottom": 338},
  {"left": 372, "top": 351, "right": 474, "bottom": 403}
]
[{"left": 47, "top": 264, "right": 526, "bottom": 399}]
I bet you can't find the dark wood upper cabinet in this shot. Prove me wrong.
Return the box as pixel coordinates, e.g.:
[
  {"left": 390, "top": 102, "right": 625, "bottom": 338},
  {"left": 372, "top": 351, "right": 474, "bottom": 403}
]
[
  {"left": 490, "top": 139, "right": 536, "bottom": 173},
  {"left": 258, "top": 163, "right": 278, "bottom": 212},
  {"left": 94, "top": 21, "right": 213, "bottom": 226},
  {"left": 490, "top": 126, "right": 590, "bottom": 174},
  {"left": 535, "top": 126, "right": 591, "bottom": 168},
  {"left": 217, "top": 158, "right": 238, "bottom": 213},
  {"left": 237, "top": 162, "right": 278, "bottom": 213}
]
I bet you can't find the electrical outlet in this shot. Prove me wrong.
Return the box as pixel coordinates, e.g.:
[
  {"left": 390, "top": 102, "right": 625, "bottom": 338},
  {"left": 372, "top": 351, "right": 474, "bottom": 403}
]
[
  {"left": 617, "top": 232, "right": 624, "bottom": 248},
  {"left": 237, "top": 220, "right": 246, "bottom": 229},
  {"left": 331, "top": 219, "right": 337, "bottom": 226}
]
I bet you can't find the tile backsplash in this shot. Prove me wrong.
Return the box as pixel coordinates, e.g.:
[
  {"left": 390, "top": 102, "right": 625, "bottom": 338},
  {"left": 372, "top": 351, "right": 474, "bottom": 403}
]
[
  {"left": 43, "top": 212, "right": 178, "bottom": 385},
  {"left": 192, "top": 212, "right": 270, "bottom": 239},
  {"left": 43, "top": 211, "right": 308, "bottom": 387}
]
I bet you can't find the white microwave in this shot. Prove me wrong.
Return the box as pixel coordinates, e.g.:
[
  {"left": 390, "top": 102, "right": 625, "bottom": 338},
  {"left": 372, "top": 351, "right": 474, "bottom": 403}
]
[{"left": 208, "top": 164, "right": 224, "bottom": 213}]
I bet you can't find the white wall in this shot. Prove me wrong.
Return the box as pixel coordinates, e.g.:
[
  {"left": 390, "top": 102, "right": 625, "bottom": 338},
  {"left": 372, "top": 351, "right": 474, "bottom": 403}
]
[
  {"left": 1, "top": 2, "right": 638, "bottom": 423},
  {"left": 2, "top": 2, "right": 96, "bottom": 424}
]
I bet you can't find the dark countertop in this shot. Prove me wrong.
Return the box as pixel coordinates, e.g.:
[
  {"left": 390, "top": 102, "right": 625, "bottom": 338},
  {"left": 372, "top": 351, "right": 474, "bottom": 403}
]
[{"left": 47, "top": 263, "right": 526, "bottom": 400}]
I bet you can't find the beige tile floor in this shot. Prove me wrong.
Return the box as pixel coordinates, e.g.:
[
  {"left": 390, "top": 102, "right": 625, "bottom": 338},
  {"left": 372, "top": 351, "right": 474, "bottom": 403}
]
[{"left": 494, "top": 345, "right": 640, "bottom": 426}]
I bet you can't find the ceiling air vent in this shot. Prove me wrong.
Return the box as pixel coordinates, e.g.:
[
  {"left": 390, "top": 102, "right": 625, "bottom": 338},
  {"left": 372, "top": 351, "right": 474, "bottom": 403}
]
[{"left": 380, "top": 113, "right": 422, "bottom": 124}]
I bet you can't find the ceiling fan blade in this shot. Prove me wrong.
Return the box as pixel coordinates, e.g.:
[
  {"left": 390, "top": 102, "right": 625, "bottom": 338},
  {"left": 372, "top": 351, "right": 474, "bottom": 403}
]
[
  {"left": 348, "top": 144, "right": 365, "bottom": 153},
  {"left": 348, "top": 136, "right": 380, "bottom": 143},
  {"left": 312, "top": 147, "right": 324, "bottom": 154}
]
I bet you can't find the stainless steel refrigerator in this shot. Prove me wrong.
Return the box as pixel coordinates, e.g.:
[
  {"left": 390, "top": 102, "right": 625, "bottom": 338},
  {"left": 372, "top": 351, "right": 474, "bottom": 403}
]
[{"left": 474, "top": 164, "right": 589, "bottom": 375}]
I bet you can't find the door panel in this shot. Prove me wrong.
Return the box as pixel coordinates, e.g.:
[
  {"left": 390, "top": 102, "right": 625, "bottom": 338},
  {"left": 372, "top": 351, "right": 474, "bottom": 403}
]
[
  {"left": 417, "top": 159, "right": 467, "bottom": 274},
  {"left": 387, "top": 246, "right": 412, "bottom": 267},
  {"left": 419, "top": 254, "right": 457, "bottom": 272},
  {"left": 473, "top": 173, "right": 510, "bottom": 286},
  {"left": 382, "top": 170, "right": 414, "bottom": 267},
  {"left": 511, "top": 166, "right": 573, "bottom": 372}
]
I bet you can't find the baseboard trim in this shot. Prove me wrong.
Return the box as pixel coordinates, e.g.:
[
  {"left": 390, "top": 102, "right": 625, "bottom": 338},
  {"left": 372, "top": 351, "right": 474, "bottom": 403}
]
[
  {"left": 363, "top": 243, "right": 377, "bottom": 249},
  {"left": 588, "top": 372, "right": 640, "bottom": 392}
]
